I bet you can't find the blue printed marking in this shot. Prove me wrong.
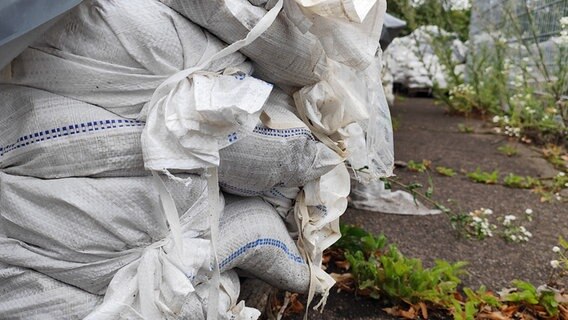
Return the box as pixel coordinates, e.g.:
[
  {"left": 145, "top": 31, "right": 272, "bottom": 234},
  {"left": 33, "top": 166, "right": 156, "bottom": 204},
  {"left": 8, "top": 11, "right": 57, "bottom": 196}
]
[
  {"left": 227, "top": 132, "right": 238, "bottom": 143},
  {"left": 253, "top": 125, "right": 315, "bottom": 140},
  {"left": 219, "top": 238, "right": 305, "bottom": 270},
  {"left": 0, "top": 119, "right": 144, "bottom": 157},
  {"left": 316, "top": 205, "right": 328, "bottom": 216},
  {"left": 219, "top": 182, "right": 263, "bottom": 196},
  {"left": 269, "top": 187, "right": 289, "bottom": 199}
]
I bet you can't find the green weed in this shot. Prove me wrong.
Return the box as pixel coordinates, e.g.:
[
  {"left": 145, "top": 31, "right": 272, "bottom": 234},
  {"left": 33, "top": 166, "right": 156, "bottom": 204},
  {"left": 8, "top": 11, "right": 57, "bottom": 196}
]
[
  {"left": 503, "top": 173, "right": 540, "bottom": 189},
  {"left": 497, "top": 144, "right": 519, "bottom": 157},
  {"left": 436, "top": 166, "right": 457, "bottom": 177},
  {"left": 467, "top": 168, "right": 500, "bottom": 184}
]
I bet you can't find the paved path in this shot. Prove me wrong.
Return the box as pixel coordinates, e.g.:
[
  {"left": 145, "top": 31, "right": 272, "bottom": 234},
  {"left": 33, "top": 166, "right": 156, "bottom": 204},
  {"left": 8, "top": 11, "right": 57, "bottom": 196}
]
[{"left": 292, "top": 97, "right": 567, "bottom": 319}]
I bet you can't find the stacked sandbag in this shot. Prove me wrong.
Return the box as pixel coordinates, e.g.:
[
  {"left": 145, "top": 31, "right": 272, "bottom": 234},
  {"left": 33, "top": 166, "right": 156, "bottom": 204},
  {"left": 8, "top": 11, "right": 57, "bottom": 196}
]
[
  {"left": 384, "top": 25, "right": 467, "bottom": 90},
  {"left": 0, "top": 0, "right": 394, "bottom": 318}
]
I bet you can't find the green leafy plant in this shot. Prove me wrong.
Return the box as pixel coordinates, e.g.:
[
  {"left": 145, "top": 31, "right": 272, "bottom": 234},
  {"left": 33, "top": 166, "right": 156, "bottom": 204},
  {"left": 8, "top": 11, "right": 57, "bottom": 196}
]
[
  {"left": 331, "top": 224, "right": 568, "bottom": 319},
  {"left": 542, "top": 144, "right": 568, "bottom": 171},
  {"left": 497, "top": 144, "right": 519, "bottom": 157},
  {"left": 467, "top": 168, "right": 500, "bottom": 184},
  {"left": 436, "top": 166, "right": 457, "bottom": 177},
  {"left": 457, "top": 123, "right": 474, "bottom": 133},
  {"left": 503, "top": 173, "right": 540, "bottom": 189},
  {"left": 503, "top": 280, "right": 561, "bottom": 317},
  {"left": 406, "top": 160, "right": 431, "bottom": 173}
]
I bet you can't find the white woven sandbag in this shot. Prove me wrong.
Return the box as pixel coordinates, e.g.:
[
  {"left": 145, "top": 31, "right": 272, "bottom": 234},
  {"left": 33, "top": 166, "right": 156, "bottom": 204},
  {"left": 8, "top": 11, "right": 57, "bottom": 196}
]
[
  {"left": 285, "top": 0, "right": 384, "bottom": 70},
  {"left": 218, "top": 196, "right": 311, "bottom": 293},
  {"left": 159, "top": 0, "right": 325, "bottom": 87},
  {"left": 0, "top": 262, "right": 102, "bottom": 320},
  {"left": 175, "top": 270, "right": 260, "bottom": 320},
  {"left": 0, "top": 84, "right": 145, "bottom": 178},
  {"left": 5, "top": 0, "right": 248, "bottom": 119},
  {"left": 219, "top": 88, "right": 342, "bottom": 196},
  {"left": 4, "top": 0, "right": 274, "bottom": 173},
  {"left": 0, "top": 173, "right": 213, "bottom": 308}
]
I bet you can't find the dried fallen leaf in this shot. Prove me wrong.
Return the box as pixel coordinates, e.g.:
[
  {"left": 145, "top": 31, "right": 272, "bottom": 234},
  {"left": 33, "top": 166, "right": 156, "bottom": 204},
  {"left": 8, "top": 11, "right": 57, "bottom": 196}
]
[
  {"left": 500, "top": 304, "right": 519, "bottom": 317},
  {"left": 418, "top": 302, "right": 428, "bottom": 319},
  {"left": 478, "top": 311, "right": 509, "bottom": 320},
  {"left": 556, "top": 292, "right": 568, "bottom": 304},
  {"left": 285, "top": 293, "right": 304, "bottom": 315},
  {"left": 335, "top": 259, "right": 351, "bottom": 270},
  {"left": 399, "top": 306, "right": 417, "bottom": 319},
  {"left": 330, "top": 273, "right": 355, "bottom": 292}
]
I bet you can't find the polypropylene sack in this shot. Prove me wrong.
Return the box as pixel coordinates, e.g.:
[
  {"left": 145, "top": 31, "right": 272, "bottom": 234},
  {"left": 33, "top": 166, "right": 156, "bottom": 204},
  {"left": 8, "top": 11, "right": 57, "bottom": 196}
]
[
  {"left": 0, "top": 262, "right": 102, "bottom": 320},
  {"left": 4, "top": 0, "right": 273, "bottom": 172},
  {"left": 5, "top": 0, "right": 248, "bottom": 118},
  {"left": 0, "top": 173, "right": 213, "bottom": 315},
  {"left": 219, "top": 88, "right": 342, "bottom": 196},
  {"left": 218, "top": 196, "right": 311, "bottom": 293},
  {"left": 0, "top": 84, "right": 145, "bottom": 178},
  {"left": 160, "top": 0, "right": 325, "bottom": 87},
  {"left": 175, "top": 270, "right": 260, "bottom": 320}
]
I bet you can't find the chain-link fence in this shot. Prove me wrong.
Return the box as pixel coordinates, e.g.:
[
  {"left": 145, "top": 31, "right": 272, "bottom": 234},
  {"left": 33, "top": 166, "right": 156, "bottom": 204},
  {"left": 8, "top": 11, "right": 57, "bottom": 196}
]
[
  {"left": 470, "top": 0, "right": 568, "bottom": 92},
  {"left": 471, "top": 0, "right": 568, "bottom": 42}
]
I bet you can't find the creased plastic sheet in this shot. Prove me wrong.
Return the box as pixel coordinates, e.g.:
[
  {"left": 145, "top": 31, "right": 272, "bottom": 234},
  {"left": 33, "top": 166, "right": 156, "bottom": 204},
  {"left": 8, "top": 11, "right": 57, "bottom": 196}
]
[
  {"left": 350, "top": 178, "right": 442, "bottom": 215},
  {"left": 0, "top": 262, "right": 101, "bottom": 320},
  {"left": 0, "top": 172, "right": 215, "bottom": 318}
]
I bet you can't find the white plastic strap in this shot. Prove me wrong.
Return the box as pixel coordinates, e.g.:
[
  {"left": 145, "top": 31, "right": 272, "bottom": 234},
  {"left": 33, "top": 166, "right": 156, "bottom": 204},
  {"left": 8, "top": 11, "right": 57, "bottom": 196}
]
[
  {"left": 144, "top": 1, "right": 285, "bottom": 319},
  {"left": 152, "top": 172, "right": 183, "bottom": 257},
  {"left": 206, "top": 166, "right": 221, "bottom": 320},
  {"left": 145, "top": 0, "right": 284, "bottom": 115}
]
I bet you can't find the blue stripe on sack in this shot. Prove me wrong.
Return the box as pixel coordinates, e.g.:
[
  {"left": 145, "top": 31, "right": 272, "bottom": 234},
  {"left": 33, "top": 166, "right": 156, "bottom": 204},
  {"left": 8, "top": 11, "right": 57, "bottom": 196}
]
[
  {"left": 316, "top": 204, "right": 328, "bottom": 216},
  {"left": 219, "top": 238, "right": 305, "bottom": 270},
  {"left": 219, "top": 182, "right": 263, "bottom": 196},
  {"left": 0, "top": 119, "right": 144, "bottom": 157},
  {"left": 269, "top": 187, "right": 288, "bottom": 199},
  {"left": 253, "top": 125, "right": 315, "bottom": 140}
]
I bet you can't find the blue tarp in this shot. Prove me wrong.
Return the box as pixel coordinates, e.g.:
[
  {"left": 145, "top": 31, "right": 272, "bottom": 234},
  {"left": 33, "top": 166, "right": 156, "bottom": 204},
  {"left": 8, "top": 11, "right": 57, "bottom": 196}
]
[{"left": 0, "top": 0, "right": 82, "bottom": 70}]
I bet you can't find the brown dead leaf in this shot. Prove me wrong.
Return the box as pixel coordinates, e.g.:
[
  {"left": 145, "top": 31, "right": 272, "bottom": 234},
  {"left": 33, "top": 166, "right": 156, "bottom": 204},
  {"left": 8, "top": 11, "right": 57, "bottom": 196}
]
[
  {"left": 559, "top": 304, "right": 568, "bottom": 320},
  {"left": 500, "top": 304, "right": 519, "bottom": 317},
  {"left": 477, "top": 311, "right": 510, "bottom": 320},
  {"left": 335, "top": 259, "right": 351, "bottom": 270},
  {"left": 383, "top": 306, "right": 418, "bottom": 319},
  {"left": 322, "top": 253, "right": 331, "bottom": 265},
  {"left": 330, "top": 273, "right": 355, "bottom": 292},
  {"left": 556, "top": 292, "right": 568, "bottom": 304},
  {"left": 399, "top": 306, "right": 417, "bottom": 319},
  {"left": 453, "top": 291, "right": 465, "bottom": 302},
  {"left": 285, "top": 293, "right": 304, "bottom": 315},
  {"left": 384, "top": 307, "right": 401, "bottom": 316},
  {"left": 418, "top": 302, "right": 428, "bottom": 319},
  {"left": 330, "top": 272, "right": 353, "bottom": 283}
]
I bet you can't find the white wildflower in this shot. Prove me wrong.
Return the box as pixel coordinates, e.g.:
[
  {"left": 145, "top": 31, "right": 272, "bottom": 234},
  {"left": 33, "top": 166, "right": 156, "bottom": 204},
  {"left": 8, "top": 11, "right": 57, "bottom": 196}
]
[
  {"left": 492, "top": 115, "right": 500, "bottom": 123},
  {"left": 525, "top": 209, "right": 533, "bottom": 215},
  {"left": 553, "top": 246, "right": 561, "bottom": 253},
  {"left": 551, "top": 260, "right": 560, "bottom": 268},
  {"left": 503, "top": 215, "right": 517, "bottom": 226}
]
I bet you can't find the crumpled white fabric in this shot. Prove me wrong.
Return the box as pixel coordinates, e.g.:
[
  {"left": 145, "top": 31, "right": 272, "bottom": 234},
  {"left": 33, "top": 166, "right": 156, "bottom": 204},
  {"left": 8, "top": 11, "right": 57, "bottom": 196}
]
[
  {"left": 349, "top": 176, "right": 441, "bottom": 215},
  {"left": 287, "top": 0, "right": 384, "bottom": 70},
  {"left": 290, "top": 0, "right": 394, "bottom": 179},
  {"left": 293, "top": 0, "right": 377, "bottom": 23},
  {"left": 294, "top": 163, "right": 350, "bottom": 313},
  {"left": 141, "top": 72, "right": 273, "bottom": 171},
  {"left": 294, "top": 56, "right": 394, "bottom": 178}
]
